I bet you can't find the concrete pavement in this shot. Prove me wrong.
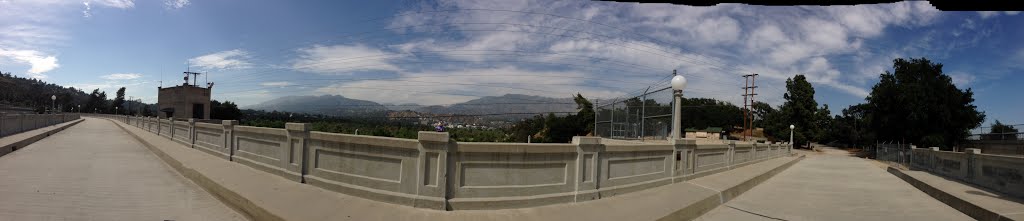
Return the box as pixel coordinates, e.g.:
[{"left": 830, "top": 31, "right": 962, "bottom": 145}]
[
  {"left": 698, "top": 146, "right": 974, "bottom": 221},
  {"left": 0, "top": 118, "right": 247, "bottom": 220}
]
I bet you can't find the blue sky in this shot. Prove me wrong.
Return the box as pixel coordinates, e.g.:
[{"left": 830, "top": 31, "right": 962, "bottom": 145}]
[{"left": 1, "top": 0, "right": 1022, "bottom": 127}]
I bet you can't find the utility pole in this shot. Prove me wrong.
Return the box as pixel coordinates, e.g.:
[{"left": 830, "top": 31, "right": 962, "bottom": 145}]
[{"left": 742, "top": 73, "right": 758, "bottom": 141}]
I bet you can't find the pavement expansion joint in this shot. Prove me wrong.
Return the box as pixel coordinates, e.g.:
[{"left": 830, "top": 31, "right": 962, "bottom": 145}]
[{"left": 725, "top": 205, "right": 788, "bottom": 221}]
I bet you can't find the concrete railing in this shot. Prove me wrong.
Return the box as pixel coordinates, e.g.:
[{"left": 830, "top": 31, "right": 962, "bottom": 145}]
[
  {"left": 91, "top": 114, "right": 794, "bottom": 211},
  {"left": 910, "top": 147, "right": 1024, "bottom": 199},
  {"left": 0, "top": 113, "right": 81, "bottom": 138}
]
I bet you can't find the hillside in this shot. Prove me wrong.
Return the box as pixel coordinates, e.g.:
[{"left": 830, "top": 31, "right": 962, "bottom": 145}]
[{"left": 414, "top": 94, "right": 578, "bottom": 120}]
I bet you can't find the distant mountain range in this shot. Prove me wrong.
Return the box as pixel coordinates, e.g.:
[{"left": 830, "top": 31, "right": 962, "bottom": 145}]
[
  {"left": 245, "top": 94, "right": 580, "bottom": 120},
  {"left": 244, "top": 95, "right": 387, "bottom": 117}
]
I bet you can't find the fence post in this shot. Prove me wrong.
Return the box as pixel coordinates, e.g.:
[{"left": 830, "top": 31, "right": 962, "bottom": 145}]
[
  {"left": 223, "top": 120, "right": 237, "bottom": 161},
  {"left": 573, "top": 136, "right": 602, "bottom": 201}
]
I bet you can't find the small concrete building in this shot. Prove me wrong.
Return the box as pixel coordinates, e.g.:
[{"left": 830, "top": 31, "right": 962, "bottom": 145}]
[{"left": 157, "top": 80, "right": 212, "bottom": 119}]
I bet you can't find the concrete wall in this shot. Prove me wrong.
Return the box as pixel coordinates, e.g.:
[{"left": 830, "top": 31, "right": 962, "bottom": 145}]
[
  {"left": 0, "top": 113, "right": 81, "bottom": 138},
  {"left": 910, "top": 147, "right": 1024, "bottom": 199},
  {"left": 99, "top": 114, "right": 794, "bottom": 211}
]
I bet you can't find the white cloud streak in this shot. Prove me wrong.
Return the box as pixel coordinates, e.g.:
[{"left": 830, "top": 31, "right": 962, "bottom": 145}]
[
  {"left": 164, "top": 0, "right": 189, "bottom": 9},
  {"left": 292, "top": 44, "right": 400, "bottom": 74},
  {"left": 189, "top": 49, "right": 251, "bottom": 70},
  {"left": 101, "top": 73, "right": 142, "bottom": 80}
]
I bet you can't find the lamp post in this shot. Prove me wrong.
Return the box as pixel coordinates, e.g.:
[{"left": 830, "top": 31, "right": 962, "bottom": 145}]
[
  {"left": 670, "top": 71, "right": 687, "bottom": 140},
  {"left": 77, "top": 105, "right": 81, "bottom": 113},
  {"left": 115, "top": 106, "right": 119, "bottom": 115},
  {"left": 789, "top": 124, "right": 795, "bottom": 152},
  {"left": 51, "top": 95, "right": 56, "bottom": 113}
]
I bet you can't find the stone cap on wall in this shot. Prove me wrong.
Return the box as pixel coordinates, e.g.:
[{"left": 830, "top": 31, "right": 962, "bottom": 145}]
[
  {"left": 418, "top": 131, "right": 449, "bottom": 143},
  {"left": 286, "top": 123, "right": 311, "bottom": 132}
]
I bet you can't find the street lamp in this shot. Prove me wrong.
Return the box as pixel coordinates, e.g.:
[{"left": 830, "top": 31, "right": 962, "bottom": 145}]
[
  {"left": 789, "top": 124, "right": 795, "bottom": 152},
  {"left": 51, "top": 95, "right": 56, "bottom": 113},
  {"left": 77, "top": 105, "right": 81, "bottom": 113},
  {"left": 115, "top": 106, "right": 119, "bottom": 115},
  {"left": 670, "top": 71, "right": 687, "bottom": 140}
]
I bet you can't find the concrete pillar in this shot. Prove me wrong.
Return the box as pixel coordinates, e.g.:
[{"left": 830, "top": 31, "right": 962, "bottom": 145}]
[
  {"left": 415, "top": 131, "right": 450, "bottom": 210},
  {"left": 222, "top": 120, "right": 237, "bottom": 160},
  {"left": 727, "top": 140, "right": 736, "bottom": 167},
  {"left": 573, "top": 136, "right": 602, "bottom": 202},
  {"left": 965, "top": 148, "right": 981, "bottom": 179},
  {"left": 285, "top": 122, "right": 310, "bottom": 183}
]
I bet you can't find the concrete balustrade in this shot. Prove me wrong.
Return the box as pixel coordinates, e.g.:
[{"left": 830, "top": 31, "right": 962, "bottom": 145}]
[
  {"left": 909, "top": 147, "right": 1024, "bottom": 198},
  {"left": 0, "top": 113, "right": 81, "bottom": 138},
  {"left": 91, "top": 114, "right": 794, "bottom": 211}
]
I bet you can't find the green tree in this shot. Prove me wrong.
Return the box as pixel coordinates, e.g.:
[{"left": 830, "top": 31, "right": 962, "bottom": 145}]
[
  {"left": 111, "top": 87, "right": 126, "bottom": 114},
  {"left": 813, "top": 104, "right": 832, "bottom": 142},
  {"left": 211, "top": 100, "right": 244, "bottom": 120},
  {"left": 865, "top": 57, "right": 985, "bottom": 148},
  {"left": 777, "top": 75, "right": 818, "bottom": 146},
  {"left": 982, "top": 120, "right": 1018, "bottom": 140}
]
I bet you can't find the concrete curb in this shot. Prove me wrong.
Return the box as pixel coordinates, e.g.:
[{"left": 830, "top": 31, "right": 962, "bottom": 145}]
[
  {"left": 0, "top": 119, "right": 84, "bottom": 157},
  {"left": 105, "top": 118, "right": 276, "bottom": 221},
  {"left": 888, "top": 167, "right": 1020, "bottom": 221},
  {"left": 663, "top": 154, "right": 806, "bottom": 221}
]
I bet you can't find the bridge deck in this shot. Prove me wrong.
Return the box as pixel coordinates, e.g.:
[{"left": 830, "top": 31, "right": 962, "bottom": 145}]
[
  {"left": 698, "top": 147, "right": 974, "bottom": 221},
  {"left": 0, "top": 118, "right": 247, "bottom": 220}
]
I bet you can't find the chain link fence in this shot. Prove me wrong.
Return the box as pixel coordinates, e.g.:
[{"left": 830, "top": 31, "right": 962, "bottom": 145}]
[
  {"left": 594, "top": 86, "right": 673, "bottom": 141},
  {"left": 875, "top": 141, "right": 913, "bottom": 169}
]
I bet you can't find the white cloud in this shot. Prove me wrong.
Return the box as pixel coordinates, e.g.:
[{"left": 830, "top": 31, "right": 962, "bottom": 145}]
[
  {"left": 0, "top": 48, "right": 59, "bottom": 78},
  {"left": 189, "top": 49, "right": 251, "bottom": 70},
  {"left": 101, "top": 73, "right": 142, "bottom": 80},
  {"left": 260, "top": 81, "right": 292, "bottom": 87},
  {"left": 948, "top": 72, "right": 976, "bottom": 88},
  {"left": 978, "top": 11, "right": 1019, "bottom": 19},
  {"left": 164, "top": 0, "right": 189, "bottom": 9},
  {"left": 89, "top": 0, "right": 134, "bottom": 9},
  {"left": 82, "top": 2, "right": 92, "bottom": 18},
  {"left": 292, "top": 44, "right": 400, "bottom": 74}
]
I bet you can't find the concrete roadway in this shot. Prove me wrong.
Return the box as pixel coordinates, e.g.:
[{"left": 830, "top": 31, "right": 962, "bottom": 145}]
[
  {"left": 698, "top": 146, "right": 974, "bottom": 221},
  {"left": 0, "top": 118, "right": 247, "bottom": 221}
]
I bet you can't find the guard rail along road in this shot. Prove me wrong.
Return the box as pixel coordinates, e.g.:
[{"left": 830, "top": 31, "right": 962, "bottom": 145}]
[
  {"left": 1, "top": 113, "right": 81, "bottom": 138},
  {"left": 90, "top": 114, "right": 793, "bottom": 211}
]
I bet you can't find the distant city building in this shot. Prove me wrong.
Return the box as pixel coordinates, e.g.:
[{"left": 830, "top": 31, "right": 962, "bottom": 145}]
[{"left": 157, "top": 71, "right": 213, "bottom": 119}]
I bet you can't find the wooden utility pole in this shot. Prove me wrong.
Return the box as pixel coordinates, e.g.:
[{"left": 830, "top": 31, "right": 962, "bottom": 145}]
[{"left": 742, "top": 74, "right": 758, "bottom": 141}]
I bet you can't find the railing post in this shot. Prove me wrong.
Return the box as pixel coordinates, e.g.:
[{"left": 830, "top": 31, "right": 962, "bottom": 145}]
[
  {"left": 223, "top": 120, "right": 237, "bottom": 161},
  {"left": 156, "top": 117, "right": 162, "bottom": 136},
  {"left": 415, "top": 131, "right": 450, "bottom": 210},
  {"left": 285, "top": 122, "right": 310, "bottom": 183},
  {"left": 573, "top": 136, "right": 602, "bottom": 201},
  {"left": 188, "top": 118, "right": 196, "bottom": 148},
  {"left": 0, "top": 113, "right": 5, "bottom": 137},
  {"left": 18, "top": 114, "right": 25, "bottom": 133},
  {"left": 169, "top": 117, "right": 175, "bottom": 138}
]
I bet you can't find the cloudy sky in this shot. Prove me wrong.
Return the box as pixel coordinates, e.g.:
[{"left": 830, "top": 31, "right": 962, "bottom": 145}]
[{"left": 1, "top": 0, "right": 1022, "bottom": 126}]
